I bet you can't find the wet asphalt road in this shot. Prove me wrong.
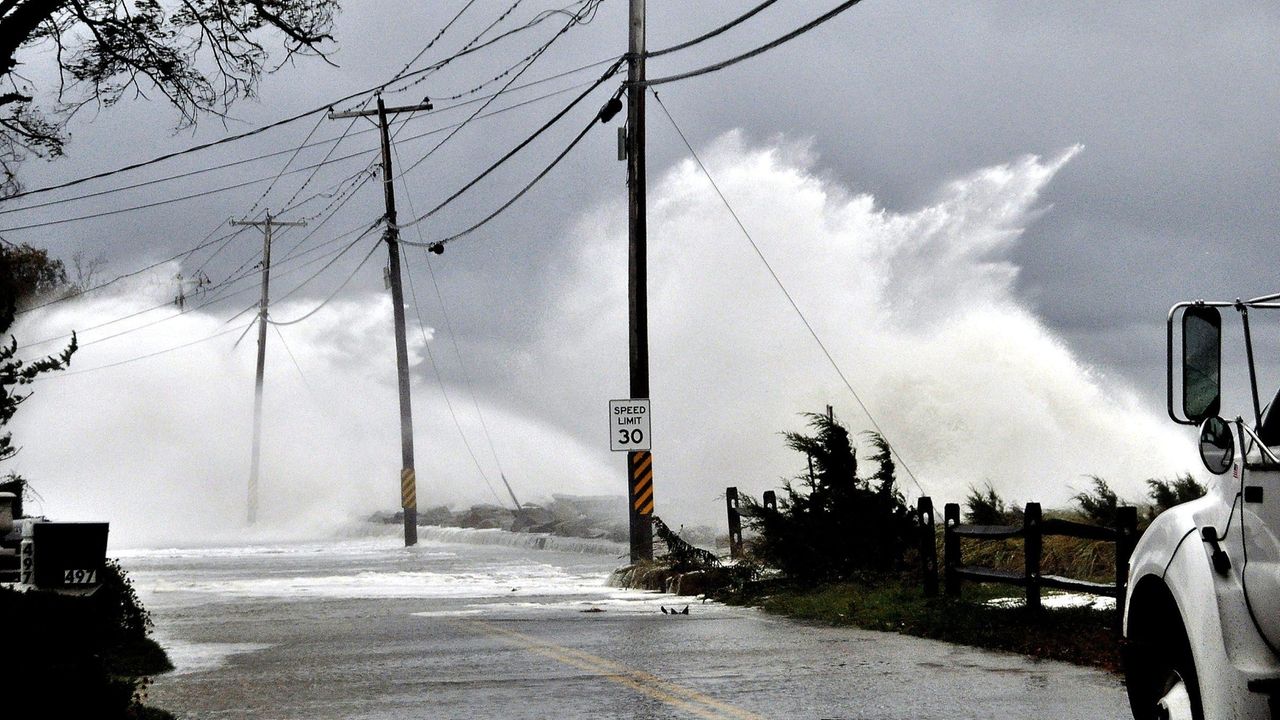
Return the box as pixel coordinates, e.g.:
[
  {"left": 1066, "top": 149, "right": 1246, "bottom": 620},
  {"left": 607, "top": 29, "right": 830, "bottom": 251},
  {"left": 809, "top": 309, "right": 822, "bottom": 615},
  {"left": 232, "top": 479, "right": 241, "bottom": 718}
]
[{"left": 125, "top": 537, "right": 1130, "bottom": 719}]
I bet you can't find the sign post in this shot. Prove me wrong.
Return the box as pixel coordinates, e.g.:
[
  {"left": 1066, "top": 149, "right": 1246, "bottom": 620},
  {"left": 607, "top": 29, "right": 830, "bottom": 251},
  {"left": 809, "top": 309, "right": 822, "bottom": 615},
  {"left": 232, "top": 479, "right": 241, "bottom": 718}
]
[{"left": 610, "top": 399, "right": 653, "bottom": 562}]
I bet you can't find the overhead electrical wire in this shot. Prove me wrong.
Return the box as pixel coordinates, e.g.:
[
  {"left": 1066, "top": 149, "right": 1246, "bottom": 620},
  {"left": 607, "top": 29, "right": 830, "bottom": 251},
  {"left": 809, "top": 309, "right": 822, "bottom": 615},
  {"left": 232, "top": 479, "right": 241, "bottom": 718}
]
[
  {"left": 649, "top": 88, "right": 924, "bottom": 496},
  {"left": 644, "top": 0, "right": 864, "bottom": 86},
  {"left": 272, "top": 324, "right": 314, "bottom": 393},
  {"left": 244, "top": 111, "right": 330, "bottom": 217},
  {"left": 268, "top": 220, "right": 383, "bottom": 309},
  {"left": 5, "top": 3, "right": 589, "bottom": 205},
  {"left": 188, "top": 223, "right": 256, "bottom": 279},
  {"left": 389, "top": 0, "right": 484, "bottom": 84},
  {"left": 421, "top": 0, "right": 593, "bottom": 107},
  {"left": 400, "top": 99, "right": 606, "bottom": 248},
  {"left": 394, "top": 0, "right": 607, "bottom": 180},
  {"left": 0, "top": 59, "right": 618, "bottom": 219},
  {"left": 396, "top": 58, "right": 623, "bottom": 230},
  {"left": 0, "top": 146, "right": 378, "bottom": 233},
  {"left": 266, "top": 226, "right": 384, "bottom": 327},
  {"left": 19, "top": 151, "right": 379, "bottom": 352},
  {"left": 0, "top": 68, "right": 615, "bottom": 237},
  {"left": 278, "top": 116, "right": 368, "bottom": 213},
  {"left": 645, "top": 0, "right": 778, "bottom": 58},
  {"left": 383, "top": 0, "right": 596, "bottom": 98},
  {"left": 400, "top": 243, "right": 509, "bottom": 509},
  {"left": 421, "top": 247, "right": 513, "bottom": 485},
  {"left": 34, "top": 323, "right": 251, "bottom": 381},
  {"left": 390, "top": 141, "right": 512, "bottom": 509},
  {"left": 15, "top": 228, "right": 256, "bottom": 314},
  {"left": 17, "top": 222, "right": 378, "bottom": 356},
  {"left": 275, "top": 167, "right": 381, "bottom": 261}
]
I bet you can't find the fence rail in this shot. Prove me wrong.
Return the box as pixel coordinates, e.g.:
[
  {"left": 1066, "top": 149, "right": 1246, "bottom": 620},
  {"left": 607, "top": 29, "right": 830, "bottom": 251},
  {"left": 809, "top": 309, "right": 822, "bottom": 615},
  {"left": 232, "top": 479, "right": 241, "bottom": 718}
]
[{"left": 916, "top": 497, "right": 1138, "bottom": 627}]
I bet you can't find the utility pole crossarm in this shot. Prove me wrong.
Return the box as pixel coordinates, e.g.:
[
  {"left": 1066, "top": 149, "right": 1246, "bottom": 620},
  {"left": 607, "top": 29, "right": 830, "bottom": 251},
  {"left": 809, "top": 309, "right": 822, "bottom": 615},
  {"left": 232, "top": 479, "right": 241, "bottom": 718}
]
[{"left": 327, "top": 101, "right": 433, "bottom": 120}]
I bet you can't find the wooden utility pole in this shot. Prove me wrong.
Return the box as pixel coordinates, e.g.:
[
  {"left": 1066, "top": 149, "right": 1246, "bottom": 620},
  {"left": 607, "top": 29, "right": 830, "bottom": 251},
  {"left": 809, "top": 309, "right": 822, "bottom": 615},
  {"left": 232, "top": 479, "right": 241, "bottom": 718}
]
[
  {"left": 626, "top": 0, "right": 653, "bottom": 563},
  {"left": 230, "top": 212, "right": 306, "bottom": 525},
  {"left": 329, "top": 96, "right": 433, "bottom": 547}
]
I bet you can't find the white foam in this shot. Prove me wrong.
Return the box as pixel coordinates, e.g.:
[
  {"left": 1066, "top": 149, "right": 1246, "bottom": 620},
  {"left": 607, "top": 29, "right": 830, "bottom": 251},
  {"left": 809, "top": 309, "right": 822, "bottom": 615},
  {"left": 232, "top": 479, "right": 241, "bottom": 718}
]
[
  {"left": 158, "top": 639, "right": 273, "bottom": 675},
  {"left": 985, "top": 592, "right": 1116, "bottom": 611}
]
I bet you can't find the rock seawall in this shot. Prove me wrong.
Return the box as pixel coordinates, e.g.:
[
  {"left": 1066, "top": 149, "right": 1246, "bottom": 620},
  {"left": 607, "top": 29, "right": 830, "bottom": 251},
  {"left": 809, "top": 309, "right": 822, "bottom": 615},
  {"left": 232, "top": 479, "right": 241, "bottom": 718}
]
[{"left": 608, "top": 563, "right": 734, "bottom": 596}]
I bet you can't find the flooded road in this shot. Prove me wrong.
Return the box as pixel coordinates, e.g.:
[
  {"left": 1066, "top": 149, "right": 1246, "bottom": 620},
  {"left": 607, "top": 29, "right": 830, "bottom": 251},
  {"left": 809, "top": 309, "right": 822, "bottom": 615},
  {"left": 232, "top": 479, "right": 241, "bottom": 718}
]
[{"left": 123, "top": 529, "right": 1129, "bottom": 719}]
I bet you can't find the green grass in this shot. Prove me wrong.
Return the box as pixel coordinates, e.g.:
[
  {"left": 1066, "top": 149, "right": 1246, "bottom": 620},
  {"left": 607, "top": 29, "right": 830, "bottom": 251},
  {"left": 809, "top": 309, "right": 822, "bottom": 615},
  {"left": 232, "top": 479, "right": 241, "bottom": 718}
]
[{"left": 717, "top": 575, "right": 1121, "bottom": 672}]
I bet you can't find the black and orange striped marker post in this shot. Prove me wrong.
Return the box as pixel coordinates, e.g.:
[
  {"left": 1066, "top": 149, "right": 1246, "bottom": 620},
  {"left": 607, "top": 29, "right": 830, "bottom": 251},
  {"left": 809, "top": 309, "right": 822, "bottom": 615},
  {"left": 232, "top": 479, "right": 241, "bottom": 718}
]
[{"left": 628, "top": 450, "right": 654, "bottom": 562}]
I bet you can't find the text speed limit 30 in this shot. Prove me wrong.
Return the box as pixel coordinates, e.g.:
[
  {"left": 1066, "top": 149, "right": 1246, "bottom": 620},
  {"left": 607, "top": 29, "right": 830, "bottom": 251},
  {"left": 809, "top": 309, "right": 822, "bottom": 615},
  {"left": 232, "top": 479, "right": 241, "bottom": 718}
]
[{"left": 609, "top": 398, "right": 651, "bottom": 452}]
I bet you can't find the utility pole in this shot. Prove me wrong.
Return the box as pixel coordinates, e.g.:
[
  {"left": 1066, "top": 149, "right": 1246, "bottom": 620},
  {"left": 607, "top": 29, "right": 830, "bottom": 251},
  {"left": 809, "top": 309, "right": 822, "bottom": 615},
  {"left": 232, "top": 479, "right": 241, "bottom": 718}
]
[
  {"left": 230, "top": 211, "right": 306, "bottom": 525},
  {"left": 626, "top": 0, "right": 653, "bottom": 563},
  {"left": 329, "top": 96, "right": 433, "bottom": 547}
]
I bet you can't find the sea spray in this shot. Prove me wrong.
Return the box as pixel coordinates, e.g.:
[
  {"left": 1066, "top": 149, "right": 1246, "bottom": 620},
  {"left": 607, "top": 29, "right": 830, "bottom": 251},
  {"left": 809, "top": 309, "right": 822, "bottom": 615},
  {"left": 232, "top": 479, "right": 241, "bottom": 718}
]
[
  {"left": 8, "top": 132, "right": 1199, "bottom": 546},
  {"left": 534, "top": 132, "right": 1197, "bottom": 518}
]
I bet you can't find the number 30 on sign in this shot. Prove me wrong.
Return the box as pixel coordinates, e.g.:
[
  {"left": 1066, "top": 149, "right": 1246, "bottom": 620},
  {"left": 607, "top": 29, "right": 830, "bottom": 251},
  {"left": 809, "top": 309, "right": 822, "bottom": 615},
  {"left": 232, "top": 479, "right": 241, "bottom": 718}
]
[{"left": 609, "top": 398, "right": 651, "bottom": 452}]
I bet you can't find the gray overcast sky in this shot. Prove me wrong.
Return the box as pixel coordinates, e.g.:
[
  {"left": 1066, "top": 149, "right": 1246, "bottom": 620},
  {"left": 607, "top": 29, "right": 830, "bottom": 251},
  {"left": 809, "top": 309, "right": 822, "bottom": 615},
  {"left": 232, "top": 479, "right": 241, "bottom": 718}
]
[{"left": 7, "top": 1, "right": 1280, "bottom": 540}]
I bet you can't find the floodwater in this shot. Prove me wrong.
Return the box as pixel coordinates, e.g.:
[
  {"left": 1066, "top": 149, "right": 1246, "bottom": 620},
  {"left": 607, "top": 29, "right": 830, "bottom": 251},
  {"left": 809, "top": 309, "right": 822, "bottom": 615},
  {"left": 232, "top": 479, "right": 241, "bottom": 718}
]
[{"left": 121, "top": 526, "right": 1130, "bottom": 719}]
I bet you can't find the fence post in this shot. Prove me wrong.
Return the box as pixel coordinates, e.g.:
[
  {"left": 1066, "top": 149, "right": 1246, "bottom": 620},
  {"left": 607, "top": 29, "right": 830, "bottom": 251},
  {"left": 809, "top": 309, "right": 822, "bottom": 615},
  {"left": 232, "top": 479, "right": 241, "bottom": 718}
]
[
  {"left": 918, "top": 496, "right": 938, "bottom": 597},
  {"left": 943, "top": 502, "right": 960, "bottom": 597},
  {"left": 725, "top": 487, "right": 743, "bottom": 560},
  {"left": 1115, "top": 505, "right": 1138, "bottom": 633},
  {"left": 762, "top": 490, "right": 777, "bottom": 513},
  {"left": 1024, "top": 502, "right": 1042, "bottom": 612}
]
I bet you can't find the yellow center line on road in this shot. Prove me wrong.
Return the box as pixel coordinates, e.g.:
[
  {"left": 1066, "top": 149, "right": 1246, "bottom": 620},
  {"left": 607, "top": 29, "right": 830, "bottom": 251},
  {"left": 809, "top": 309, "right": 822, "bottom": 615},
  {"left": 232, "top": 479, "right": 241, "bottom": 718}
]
[{"left": 452, "top": 619, "right": 768, "bottom": 720}]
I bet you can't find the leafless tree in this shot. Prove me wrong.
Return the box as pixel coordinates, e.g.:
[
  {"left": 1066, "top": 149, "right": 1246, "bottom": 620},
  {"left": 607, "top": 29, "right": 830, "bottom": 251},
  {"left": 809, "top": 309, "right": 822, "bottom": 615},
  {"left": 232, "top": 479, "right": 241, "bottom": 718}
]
[{"left": 69, "top": 248, "right": 105, "bottom": 290}]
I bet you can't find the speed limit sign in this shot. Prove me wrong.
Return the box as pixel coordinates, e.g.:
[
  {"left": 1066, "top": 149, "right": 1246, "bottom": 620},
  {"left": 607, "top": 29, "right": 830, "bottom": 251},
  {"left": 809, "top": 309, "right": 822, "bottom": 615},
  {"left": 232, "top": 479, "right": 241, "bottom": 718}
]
[{"left": 609, "top": 398, "right": 651, "bottom": 452}]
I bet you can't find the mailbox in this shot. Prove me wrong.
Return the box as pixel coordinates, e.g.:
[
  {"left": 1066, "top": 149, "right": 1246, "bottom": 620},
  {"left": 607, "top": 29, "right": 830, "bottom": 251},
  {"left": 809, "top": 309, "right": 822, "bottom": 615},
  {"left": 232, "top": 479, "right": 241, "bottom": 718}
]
[{"left": 27, "top": 522, "right": 109, "bottom": 589}]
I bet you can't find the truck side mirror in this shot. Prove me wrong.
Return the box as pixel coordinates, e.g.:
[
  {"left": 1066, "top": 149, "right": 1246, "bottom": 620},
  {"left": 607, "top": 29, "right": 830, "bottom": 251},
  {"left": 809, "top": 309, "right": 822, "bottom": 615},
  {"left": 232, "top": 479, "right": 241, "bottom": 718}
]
[
  {"left": 1183, "top": 305, "right": 1222, "bottom": 423},
  {"left": 1198, "top": 416, "right": 1234, "bottom": 475}
]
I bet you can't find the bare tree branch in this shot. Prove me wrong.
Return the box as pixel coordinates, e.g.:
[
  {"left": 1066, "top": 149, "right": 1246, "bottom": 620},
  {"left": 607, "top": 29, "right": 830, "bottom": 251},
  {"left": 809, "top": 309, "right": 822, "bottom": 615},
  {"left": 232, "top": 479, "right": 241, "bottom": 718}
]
[{"left": 0, "top": 0, "right": 339, "bottom": 196}]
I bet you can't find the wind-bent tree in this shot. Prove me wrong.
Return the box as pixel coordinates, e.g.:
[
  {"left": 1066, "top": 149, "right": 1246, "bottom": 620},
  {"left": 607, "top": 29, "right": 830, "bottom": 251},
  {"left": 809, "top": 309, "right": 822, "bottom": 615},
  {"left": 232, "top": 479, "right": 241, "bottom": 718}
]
[
  {"left": 0, "top": 0, "right": 340, "bottom": 195},
  {"left": 743, "top": 412, "right": 914, "bottom": 583}
]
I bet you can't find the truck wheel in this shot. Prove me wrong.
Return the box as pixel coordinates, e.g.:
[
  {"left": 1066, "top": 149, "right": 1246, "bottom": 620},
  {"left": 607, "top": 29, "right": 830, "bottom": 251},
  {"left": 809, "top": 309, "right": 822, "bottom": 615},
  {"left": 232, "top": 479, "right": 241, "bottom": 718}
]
[{"left": 1126, "top": 621, "right": 1204, "bottom": 720}]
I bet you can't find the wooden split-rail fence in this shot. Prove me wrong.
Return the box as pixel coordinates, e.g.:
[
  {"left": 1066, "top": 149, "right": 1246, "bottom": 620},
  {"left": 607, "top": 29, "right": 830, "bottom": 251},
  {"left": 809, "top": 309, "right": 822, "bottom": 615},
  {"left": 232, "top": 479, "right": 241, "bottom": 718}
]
[{"left": 915, "top": 497, "right": 1139, "bottom": 624}]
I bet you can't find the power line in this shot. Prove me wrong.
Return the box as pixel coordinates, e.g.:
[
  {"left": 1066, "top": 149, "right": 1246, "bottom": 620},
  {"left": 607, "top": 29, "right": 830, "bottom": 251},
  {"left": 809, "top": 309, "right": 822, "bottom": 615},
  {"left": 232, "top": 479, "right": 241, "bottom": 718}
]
[
  {"left": 17, "top": 299, "right": 170, "bottom": 350},
  {"left": 16, "top": 226, "right": 372, "bottom": 356},
  {"left": 279, "top": 117, "right": 369, "bottom": 214},
  {"left": 396, "top": 58, "right": 623, "bottom": 230},
  {"left": 15, "top": 229, "right": 250, "bottom": 315},
  {"left": 6, "top": 7, "right": 589, "bottom": 205},
  {"left": 649, "top": 88, "right": 924, "bottom": 496},
  {"left": 646, "top": 0, "right": 778, "bottom": 58},
  {"left": 389, "top": 0, "right": 484, "bottom": 84},
  {"left": 0, "top": 67, "right": 615, "bottom": 234},
  {"left": 394, "top": 0, "right": 607, "bottom": 181},
  {"left": 400, "top": 243, "right": 509, "bottom": 509},
  {"left": 422, "top": 247, "right": 512, "bottom": 483},
  {"left": 0, "top": 147, "right": 377, "bottom": 233},
  {"left": 422, "top": 0, "right": 594, "bottom": 107},
  {"left": 391, "top": 139, "right": 512, "bottom": 508},
  {"left": 272, "top": 324, "right": 314, "bottom": 393},
  {"left": 34, "top": 323, "right": 251, "bottom": 381},
  {"left": 644, "top": 0, "right": 864, "bottom": 87},
  {"left": 400, "top": 99, "right": 605, "bottom": 248},
  {"left": 0, "top": 60, "right": 617, "bottom": 219},
  {"left": 383, "top": 0, "right": 596, "bottom": 98},
  {"left": 266, "top": 227, "right": 384, "bottom": 327},
  {"left": 245, "top": 111, "right": 330, "bottom": 217}
]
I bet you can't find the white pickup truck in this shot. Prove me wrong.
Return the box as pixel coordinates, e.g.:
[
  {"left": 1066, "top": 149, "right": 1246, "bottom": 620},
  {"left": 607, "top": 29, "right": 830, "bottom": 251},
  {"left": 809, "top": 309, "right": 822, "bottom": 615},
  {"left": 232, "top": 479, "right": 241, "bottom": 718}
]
[{"left": 1124, "top": 296, "right": 1280, "bottom": 720}]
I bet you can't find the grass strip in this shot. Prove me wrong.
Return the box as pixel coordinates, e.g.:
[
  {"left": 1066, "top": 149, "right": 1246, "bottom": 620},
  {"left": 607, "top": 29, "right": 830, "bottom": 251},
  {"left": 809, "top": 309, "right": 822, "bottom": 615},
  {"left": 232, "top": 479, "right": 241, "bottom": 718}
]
[{"left": 717, "top": 575, "right": 1121, "bottom": 672}]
